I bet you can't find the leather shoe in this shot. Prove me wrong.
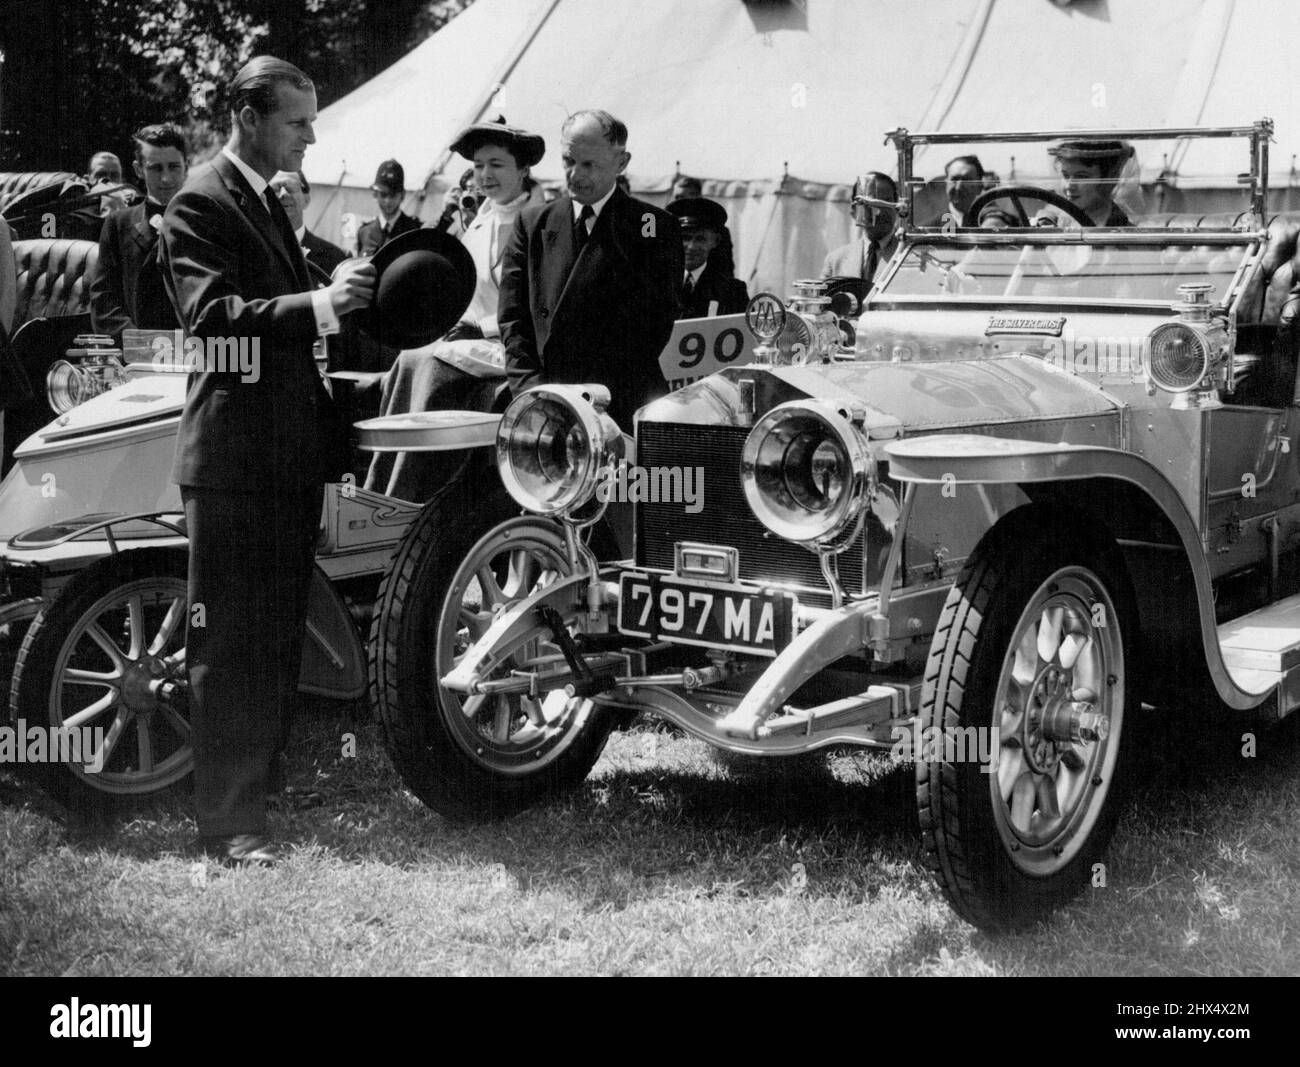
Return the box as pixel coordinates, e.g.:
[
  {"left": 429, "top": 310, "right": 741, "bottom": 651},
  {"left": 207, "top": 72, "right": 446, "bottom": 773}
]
[{"left": 199, "top": 834, "right": 281, "bottom": 866}]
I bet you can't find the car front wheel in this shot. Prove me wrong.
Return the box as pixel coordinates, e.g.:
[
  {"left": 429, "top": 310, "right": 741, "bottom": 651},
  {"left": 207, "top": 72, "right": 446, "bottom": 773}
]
[{"left": 916, "top": 510, "right": 1135, "bottom": 932}]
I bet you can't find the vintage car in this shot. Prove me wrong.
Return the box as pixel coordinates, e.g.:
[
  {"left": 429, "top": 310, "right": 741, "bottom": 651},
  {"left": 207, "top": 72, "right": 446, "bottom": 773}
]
[
  {"left": 371, "top": 119, "right": 1300, "bottom": 931},
  {"left": 0, "top": 308, "right": 772, "bottom": 803}
]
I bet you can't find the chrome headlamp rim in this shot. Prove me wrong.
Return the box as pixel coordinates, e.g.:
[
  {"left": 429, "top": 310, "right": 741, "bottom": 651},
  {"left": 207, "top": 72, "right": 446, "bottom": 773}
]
[
  {"left": 495, "top": 383, "right": 622, "bottom": 519},
  {"left": 1146, "top": 321, "right": 1211, "bottom": 394},
  {"left": 740, "top": 398, "right": 873, "bottom": 546}
]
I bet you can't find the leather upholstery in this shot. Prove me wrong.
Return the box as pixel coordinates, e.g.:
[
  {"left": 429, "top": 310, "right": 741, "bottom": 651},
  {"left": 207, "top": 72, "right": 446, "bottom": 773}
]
[
  {"left": 11, "top": 238, "right": 100, "bottom": 327},
  {"left": 0, "top": 171, "right": 82, "bottom": 214}
]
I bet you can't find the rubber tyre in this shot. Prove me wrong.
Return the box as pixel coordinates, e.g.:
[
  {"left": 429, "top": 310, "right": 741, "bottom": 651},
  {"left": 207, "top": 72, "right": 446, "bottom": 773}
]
[
  {"left": 916, "top": 508, "right": 1136, "bottom": 932},
  {"left": 369, "top": 482, "right": 616, "bottom": 820},
  {"left": 10, "top": 548, "right": 192, "bottom": 804}
]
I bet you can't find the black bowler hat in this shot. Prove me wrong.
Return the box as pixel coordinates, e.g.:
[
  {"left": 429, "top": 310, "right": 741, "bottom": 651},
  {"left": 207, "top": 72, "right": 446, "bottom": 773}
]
[
  {"left": 666, "top": 196, "right": 728, "bottom": 232},
  {"left": 450, "top": 120, "right": 545, "bottom": 168},
  {"left": 371, "top": 159, "right": 406, "bottom": 194},
  {"left": 363, "top": 228, "right": 476, "bottom": 348}
]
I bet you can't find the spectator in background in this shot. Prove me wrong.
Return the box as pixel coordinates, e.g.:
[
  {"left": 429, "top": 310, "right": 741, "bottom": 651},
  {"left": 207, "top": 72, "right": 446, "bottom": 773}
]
[
  {"left": 87, "top": 151, "right": 123, "bottom": 185},
  {"left": 822, "top": 171, "right": 898, "bottom": 285},
  {"left": 0, "top": 222, "right": 14, "bottom": 336},
  {"left": 921, "top": 154, "right": 985, "bottom": 228},
  {"left": 270, "top": 169, "right": 347, "bottom": 280},
  {"left": 356, "top": 159, "right": 421, "bottom": 254},
  {"left": 90, "top": 123, "right": 188, "bottom": 340},
  {"left": 670, "top": 173, "right": 735, "bottom": 278},
  {"left": 87, "top": 149, "right": 140, "bottom": 215},
  {"left": 667, "top": 196, "right": 748, "bottom": 318}
]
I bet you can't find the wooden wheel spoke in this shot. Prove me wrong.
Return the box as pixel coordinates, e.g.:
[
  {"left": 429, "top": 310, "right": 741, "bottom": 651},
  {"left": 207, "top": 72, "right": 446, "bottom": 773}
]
[
  {"left": 86, "top": 622, "right": 127, "bottom": 670},
  {"left": 148, "top": 595, "right": 186, "bottom": 656},
  {"left": 62, "top": 690, "right": 120, "bottom": 730},
  {"left": 136, "top": 717, "right": 154, "bottom": 773},
  {"left": 63, "top": 667, "right": 121, "bottom": 688},
  {"left": 91, "top": 707, "right": 131, "bottom": 768},
  {"left": 126, "top": 595, "right": 146, "bottom": 660}
]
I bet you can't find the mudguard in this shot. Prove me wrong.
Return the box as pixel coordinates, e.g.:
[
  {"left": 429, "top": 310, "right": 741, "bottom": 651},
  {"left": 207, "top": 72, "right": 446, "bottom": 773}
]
[{"left": 884, "top": 434, "right": 1270, "bottom": 710}]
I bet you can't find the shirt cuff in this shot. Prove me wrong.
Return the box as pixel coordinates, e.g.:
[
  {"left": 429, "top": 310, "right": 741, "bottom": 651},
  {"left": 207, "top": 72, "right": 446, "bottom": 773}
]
[{"left": 311, "top": 288, "right": 340, "bottom": 337}]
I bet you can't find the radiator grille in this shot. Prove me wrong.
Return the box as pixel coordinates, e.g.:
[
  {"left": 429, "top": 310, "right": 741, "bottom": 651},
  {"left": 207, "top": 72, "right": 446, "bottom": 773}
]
[{"left": 635, "top": 422, "right": 866, "bottom": 598}]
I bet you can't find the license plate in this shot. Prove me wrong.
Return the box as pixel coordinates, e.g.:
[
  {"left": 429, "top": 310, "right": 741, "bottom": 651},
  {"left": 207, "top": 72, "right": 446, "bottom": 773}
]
[{"left": 617, "top": 572, "right": 794, "bottom": 656}]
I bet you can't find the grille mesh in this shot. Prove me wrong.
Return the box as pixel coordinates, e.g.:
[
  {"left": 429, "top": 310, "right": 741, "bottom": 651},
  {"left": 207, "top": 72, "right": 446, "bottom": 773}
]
[{"left": 635, "top": 422, "right": 866, "bottom": 597}]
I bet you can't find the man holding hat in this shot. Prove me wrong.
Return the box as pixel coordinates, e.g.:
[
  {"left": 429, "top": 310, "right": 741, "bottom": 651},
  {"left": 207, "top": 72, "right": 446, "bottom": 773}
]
[
  {"left": 357, "top": 159, "right": 422, "bottom": 255},
  {"left": 160, "top": 55, "right": 374, "bottom": 866},
  {"left": 666, "top": 196, "right": 748, "bottom": 319}
]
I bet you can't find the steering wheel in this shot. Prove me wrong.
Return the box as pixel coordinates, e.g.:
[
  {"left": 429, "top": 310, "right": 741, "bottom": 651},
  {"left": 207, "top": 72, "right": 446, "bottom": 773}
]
[{"left": 963, "top": 185, "right": 1094, "bottom": 229}]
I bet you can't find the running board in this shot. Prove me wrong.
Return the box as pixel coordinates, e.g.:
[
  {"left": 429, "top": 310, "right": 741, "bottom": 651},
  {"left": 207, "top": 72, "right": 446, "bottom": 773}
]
[{"left": 1219, "top": 593, "right": 1300, "bottom": 716}]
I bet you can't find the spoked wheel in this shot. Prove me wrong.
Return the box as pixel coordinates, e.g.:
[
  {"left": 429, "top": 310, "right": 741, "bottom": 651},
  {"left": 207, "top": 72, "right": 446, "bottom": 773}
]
[
  {"left": 917, "top": 509, "right": 1135, "bottom": 932},
  {"left": 370, "top": 483, "right": 616, "bottom": 820},
  {"left": 11, "top": 548, "right": 192, "bottom": 800}
]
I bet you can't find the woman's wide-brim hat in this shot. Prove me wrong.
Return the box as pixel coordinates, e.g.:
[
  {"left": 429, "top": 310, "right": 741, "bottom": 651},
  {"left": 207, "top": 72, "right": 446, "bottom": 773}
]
[
  {"left": 450, "top": 121, "right": 545, "bottom": 168},
  {"left": 362, "top": 228, "right": 476, "bottom": 349},
  {"left": 1047, "top": 139, "right": 1135, "bottom": 166}
]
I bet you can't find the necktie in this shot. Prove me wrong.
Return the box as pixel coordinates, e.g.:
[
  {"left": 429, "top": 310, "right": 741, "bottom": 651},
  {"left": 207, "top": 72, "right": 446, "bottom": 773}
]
[
  {"left": 863, "top": 240, "right": 879, "bottom": 283},
  {"left": 682, "top": 271, "right": 695, "bottom": 306},
  {"left": 575, "top": 204, "right": 594, "bottom": 251},
  {"left": 265, "top": 189, "right": 305, "bottom": 281}
]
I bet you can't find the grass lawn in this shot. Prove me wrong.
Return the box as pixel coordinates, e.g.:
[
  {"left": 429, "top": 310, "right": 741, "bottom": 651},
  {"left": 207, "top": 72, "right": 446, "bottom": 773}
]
[{"left": 2, "top": 700, "right": 1298, "bottom": 976}]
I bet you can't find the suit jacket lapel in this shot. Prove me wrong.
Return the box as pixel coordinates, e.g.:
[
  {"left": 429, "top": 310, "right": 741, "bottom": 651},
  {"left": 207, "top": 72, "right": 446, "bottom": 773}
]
[
  {"left": 128, "top": 204, "right": 156, "bottom": 254},
  {"left": 554, "top": 190, "right": 626, "bottom": 323},
  {"left": 540, "top": 198, "right": 578, "bottom": 324},
  {"left": 213, "top": 153, "right": 306, "bottom": 287}
]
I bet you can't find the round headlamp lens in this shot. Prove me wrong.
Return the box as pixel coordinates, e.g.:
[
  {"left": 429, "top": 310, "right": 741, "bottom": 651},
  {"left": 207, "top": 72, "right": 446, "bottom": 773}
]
[
  {"left": 1147, "top": 323, "right": 1207, "bottom": 392},
  {"left": 46, "top": 360, "right": 85, "bottom": 414},
  {"left": 743, "top": 402, "right": 869, "bottom": 544},
  {"left": 499, "top": 395, "right": 592, "bottom": 514}
]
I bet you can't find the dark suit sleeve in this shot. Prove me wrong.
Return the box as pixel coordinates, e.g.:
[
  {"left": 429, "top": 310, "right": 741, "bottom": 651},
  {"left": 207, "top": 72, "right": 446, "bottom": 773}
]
[
  {"left": 90, "top": 212, "right": 133, "bottom": 338},
  {"left": 630, "top": 205, "right": 684, "bottom": 366},
  {"left": 161, "top": 188, "right": 315, "bottom": 341},
  {"left": 499, "top": 211, "right": 541, "bottom": 399},
  {"left": 723, "top": 277, "right": 750, "bottom": 316}
]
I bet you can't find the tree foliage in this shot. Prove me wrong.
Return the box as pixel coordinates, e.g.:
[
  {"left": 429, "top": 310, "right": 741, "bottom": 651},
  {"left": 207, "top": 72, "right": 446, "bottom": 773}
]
[{"left": 0, "top": 0, "right": 474, "bottom": 172}]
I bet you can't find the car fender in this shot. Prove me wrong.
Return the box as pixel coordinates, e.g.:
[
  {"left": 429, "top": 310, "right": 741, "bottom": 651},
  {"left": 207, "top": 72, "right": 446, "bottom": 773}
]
[{"left": 884, "top": 433, "right": 1268, "bottom": 711}]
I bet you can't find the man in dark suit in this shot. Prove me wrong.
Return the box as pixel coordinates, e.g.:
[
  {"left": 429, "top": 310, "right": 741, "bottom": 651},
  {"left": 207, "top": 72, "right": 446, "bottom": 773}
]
[
  {"left": 270, "top": 169, "right": 348, "bottom": 281},
  {"left": 90, "top": 124, "right": 189, "bottom": 340},
  {"left": 355, "top": 159, "right": 422, "bottom": 255},
  {"left": 160, "top": 56, "right": 374, "bottom": 865},
  {"left": 499, "top": 110, "right": 681, "bottom": 431},
  {"left": 821, "top": 171, "right": 899, "bottom": 285},
  {"left": 666, "top": 196, "right": 748, "bottom": 318}
]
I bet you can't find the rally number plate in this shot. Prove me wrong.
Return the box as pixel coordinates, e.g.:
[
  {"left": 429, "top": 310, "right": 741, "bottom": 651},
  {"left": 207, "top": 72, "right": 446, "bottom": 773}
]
[{"left": 617, "top": 573, "right": 794, "bottom": 657}]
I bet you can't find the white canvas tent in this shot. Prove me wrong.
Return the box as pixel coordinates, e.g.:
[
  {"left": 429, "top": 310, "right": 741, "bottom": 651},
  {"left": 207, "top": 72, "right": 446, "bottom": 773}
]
[{"left": 304, "top": 0, "right": 1300, "bottom": 295}]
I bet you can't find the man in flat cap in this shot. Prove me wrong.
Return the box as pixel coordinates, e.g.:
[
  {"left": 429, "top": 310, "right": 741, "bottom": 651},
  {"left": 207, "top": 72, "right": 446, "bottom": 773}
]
[
  {"left": 356, "top": 159, "right": 422, "bottom": 255},
  {"left": 666, "top": 196, "right": 748, "bottom": 318}
]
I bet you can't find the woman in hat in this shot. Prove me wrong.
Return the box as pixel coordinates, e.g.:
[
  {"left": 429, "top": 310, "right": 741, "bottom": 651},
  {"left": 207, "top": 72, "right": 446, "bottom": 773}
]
[
  {"left": 1043, "top": 139, "right": 1138, "bottom": 227},
  {"left": 364, "top": 121, "right": 548, "bottom": 499},
  {"left": 444, "top": 120, "right": 549, "bottom": 340}
]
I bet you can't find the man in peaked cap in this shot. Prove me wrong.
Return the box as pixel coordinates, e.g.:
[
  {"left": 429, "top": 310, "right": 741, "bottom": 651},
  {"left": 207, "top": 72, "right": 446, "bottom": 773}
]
[
  {"left": 356, "top": 158, "right": 422, "bottom": 255},
  {"left": 666, "top": 196, "right": 748, "bottom": 319}
]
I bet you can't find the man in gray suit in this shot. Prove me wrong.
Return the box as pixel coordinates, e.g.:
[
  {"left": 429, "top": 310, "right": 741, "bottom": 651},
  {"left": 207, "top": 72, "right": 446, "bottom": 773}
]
[{"left": 821, "top": 172, "right": 898, "bottom": 285}]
